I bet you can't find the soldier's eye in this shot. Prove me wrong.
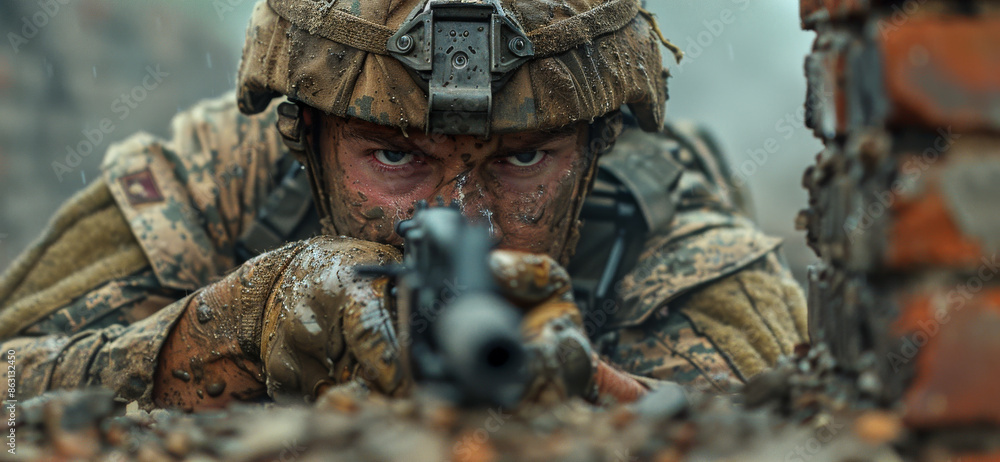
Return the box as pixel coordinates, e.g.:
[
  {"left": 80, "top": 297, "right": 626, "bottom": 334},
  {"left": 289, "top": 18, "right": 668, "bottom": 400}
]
[
  {"left": 374, "top": 150, "right": 414, "bottom": 166},
  {"left": 507, "top": 151, "right": 546, "bottom": 167}
]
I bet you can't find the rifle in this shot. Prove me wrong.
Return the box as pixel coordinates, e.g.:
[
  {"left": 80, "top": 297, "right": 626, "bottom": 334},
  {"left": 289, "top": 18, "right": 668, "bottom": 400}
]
[{"left": 359, "top": 201, "right": 527, "bottom": 407}]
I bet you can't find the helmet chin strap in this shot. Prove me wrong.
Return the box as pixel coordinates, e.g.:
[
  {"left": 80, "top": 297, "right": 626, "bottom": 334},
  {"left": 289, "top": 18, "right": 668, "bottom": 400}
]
[
  {"left": 275, "top": 100, "right": 340, "bottom": 236},
  {"left": 554, "top": 112, "right": 625, "bottom": 265}
]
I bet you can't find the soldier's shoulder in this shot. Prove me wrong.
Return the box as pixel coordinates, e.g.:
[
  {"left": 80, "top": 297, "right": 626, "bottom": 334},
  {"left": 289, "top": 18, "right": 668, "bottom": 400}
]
[
  {"left": 603, "top": 122, "right": 780, "bottom": 330},
  {"left": 97, "top": 93, "right": 287, "bottom": 291},
  {"left": 610, "top": 210, "right": 782, "bottom": 329}
]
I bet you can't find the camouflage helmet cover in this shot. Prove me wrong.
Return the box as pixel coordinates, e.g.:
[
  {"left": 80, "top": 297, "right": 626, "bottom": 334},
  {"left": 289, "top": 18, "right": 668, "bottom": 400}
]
[{"left": 236, "top": 0, "right": 670, "bottom": 135}]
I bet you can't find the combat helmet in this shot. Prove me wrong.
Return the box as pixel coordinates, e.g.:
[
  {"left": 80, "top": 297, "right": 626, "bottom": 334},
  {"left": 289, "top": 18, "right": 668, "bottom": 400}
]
[
  {"left": 234, "top": 0, "right": 679, "bottom": 261},
  {"left": 236, "top": 0, "right": 676, "bottom": 136}
]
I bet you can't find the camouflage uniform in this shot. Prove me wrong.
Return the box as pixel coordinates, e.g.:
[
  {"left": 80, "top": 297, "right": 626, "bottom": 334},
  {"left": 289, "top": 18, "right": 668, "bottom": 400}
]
[{"left": 0, "top": 89, "right": 807, "bottom": 406}]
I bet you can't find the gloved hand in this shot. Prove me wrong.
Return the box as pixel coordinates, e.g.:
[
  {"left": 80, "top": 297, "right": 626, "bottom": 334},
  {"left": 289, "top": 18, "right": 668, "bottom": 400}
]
[
  {"left": 257, "top": 237, "right": 406, "bottom": 403},
  {"left": 153, "top": 236, "right": 402, "bottom": 409},
  {"left": 490, "top": 251, "right": 650, "bottom": 405},
  {"left": 154, "top": 236, "right": 646, "bottom": 410}
]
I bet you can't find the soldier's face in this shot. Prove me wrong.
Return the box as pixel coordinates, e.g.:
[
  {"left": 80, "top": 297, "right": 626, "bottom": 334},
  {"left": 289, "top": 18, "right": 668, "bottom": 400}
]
[{"left": 313, "top": 115, "right": 595, "bottom": 259}]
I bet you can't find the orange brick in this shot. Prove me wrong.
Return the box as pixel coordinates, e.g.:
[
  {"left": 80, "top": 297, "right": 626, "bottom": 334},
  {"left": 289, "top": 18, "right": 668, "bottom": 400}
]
[
  {"left": 886, "top": 182, "right": 984, "bottom": 269},
  {"left": 893, "top": 289, "right": 1000, "bottom": 428},
  {"left": 881, "top": 17, "right": 1000, "bottom": 132}
]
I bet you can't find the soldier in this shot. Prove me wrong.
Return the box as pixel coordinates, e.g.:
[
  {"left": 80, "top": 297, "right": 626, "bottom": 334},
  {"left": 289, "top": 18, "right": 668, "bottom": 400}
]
[{"left": 0, "top": 0, "right": 807, "bottom": 411}]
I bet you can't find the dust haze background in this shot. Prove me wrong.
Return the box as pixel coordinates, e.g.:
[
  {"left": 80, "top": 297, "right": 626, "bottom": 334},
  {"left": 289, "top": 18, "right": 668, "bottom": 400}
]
[{"left": 0, "top": 1, "right": 821, "bottom": 285}]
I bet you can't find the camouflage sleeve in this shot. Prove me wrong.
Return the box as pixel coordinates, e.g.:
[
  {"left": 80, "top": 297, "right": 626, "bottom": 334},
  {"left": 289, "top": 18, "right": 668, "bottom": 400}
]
[
  {"left": 605, "top": 252, "right": 808, "bottom": 393},
  {"left": 0, "top": 177, "right": 190, "bottom": 406},
  {"left": 0, "top": 298, "right": 187, "bottom": 408}
]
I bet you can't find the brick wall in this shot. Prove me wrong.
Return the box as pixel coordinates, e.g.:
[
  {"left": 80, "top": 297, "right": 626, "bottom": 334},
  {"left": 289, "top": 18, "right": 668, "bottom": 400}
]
[{"left": 798, "top": 0, "right": 1000, "bottom": 442}]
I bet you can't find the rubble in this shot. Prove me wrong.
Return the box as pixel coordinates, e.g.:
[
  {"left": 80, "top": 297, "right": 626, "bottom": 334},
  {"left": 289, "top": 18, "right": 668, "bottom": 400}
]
[
  {"left": 0, "top": 347, "right": 910, "bottom": 461},
  {"left": 4, "top": 373, "right": 906, "bottom": 462}
]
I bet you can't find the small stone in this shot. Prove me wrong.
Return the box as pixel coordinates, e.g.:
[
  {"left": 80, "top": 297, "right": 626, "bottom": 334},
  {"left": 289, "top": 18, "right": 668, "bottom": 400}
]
[
  {"left": 326, "top": 392, "right": 359, "bottom": 414},
  {"left": 164, "top": 431, "right": 191, "bottom": 457},
  {"left": 172, "top": 369, "right": 191, "bottom": 382},
  {"left": 632, "top": 382, "right": 689, "bottom": 419},
  {"left": 610, "top": 408, "right": 636, "bottom": 429},
  {"left": 137, "top": 443, "right": 172, "bottom": 462},
  {"left": 425, "top": 404, "right": 457, "bottom": 429},
  {"left": 195, "top": 304, "right": 214, "bottom": 323},
  {"left": 196, "top": 389, "right": 204, "bottom": 399},
  {"left": 206, "top": 381, "right": 226, "bottom": 398},
  {"left": 105, "top": 423, "right": 128, "bottom": 446},
  {"left": 452, "top": 430, "right": 497, "bottom": 462},
  {"left": 53, "top": 432, "right": 100, "bottom": 459},
  {"left": 654, "top": 448, "right": 683, "bottom": 462},
  {"left": 857, "top": 370, "right": 881, "bottom": 395},
  {"left": 853, "top": 411, "right": 902, "bottom": 444}
]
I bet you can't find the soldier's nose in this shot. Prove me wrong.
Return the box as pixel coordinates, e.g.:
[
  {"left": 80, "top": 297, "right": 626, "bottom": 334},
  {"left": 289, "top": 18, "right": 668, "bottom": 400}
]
[
  {"left": 430, "top": 171, "right": 480, "bottom": 208},
  {"left": 425, "top": 176, "right": 499, "bottom": 231}
]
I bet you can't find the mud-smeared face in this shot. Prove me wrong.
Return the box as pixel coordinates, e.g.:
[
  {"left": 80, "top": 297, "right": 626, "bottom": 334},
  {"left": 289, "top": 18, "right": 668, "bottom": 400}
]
[{"left": 315, "top": 115, "right": 594, "bottom": 261}]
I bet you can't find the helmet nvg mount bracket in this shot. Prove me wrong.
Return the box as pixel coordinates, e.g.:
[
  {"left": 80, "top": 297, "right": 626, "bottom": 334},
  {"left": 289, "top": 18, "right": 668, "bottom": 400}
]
[{"left": 387, "top": 0, "right": 535, "bottom": 137}]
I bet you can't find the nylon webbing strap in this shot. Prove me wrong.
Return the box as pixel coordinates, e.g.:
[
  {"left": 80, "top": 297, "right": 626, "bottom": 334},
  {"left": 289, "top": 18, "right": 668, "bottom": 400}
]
[
  {"left": 528, "top": 0, "right": 638, "bottom": 58},
  {"left": 267, "top": 0, "right": 640, "bottom": 58},
  {"left": 269, "top": 0, "right": 395, "bottom": 55}
]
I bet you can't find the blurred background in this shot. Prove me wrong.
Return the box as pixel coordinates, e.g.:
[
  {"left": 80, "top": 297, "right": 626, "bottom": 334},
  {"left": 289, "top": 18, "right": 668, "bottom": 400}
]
[{"left": 0, "top": 1, "right": 821, "bottom": 285}]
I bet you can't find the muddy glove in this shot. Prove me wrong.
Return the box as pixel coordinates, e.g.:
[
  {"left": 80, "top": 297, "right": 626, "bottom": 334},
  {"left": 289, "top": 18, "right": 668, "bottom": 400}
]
[
  {"left": 153, "top": 236, "right": 402, "bottom": 409},
  {"left": 257, "top": 237, "right": 405, "bottom": 403},
  {"left": 255, "top": 242, "right": 646, "bottom": 406},
  {"left": 490, "top": 251, "right": 650, "bottom": 405}
]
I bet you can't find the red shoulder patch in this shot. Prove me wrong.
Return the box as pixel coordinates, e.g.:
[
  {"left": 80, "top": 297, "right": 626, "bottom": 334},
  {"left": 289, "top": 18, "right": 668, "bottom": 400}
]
[{"left": 120, "top": 169, "right": 164, "bottom": 206}]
